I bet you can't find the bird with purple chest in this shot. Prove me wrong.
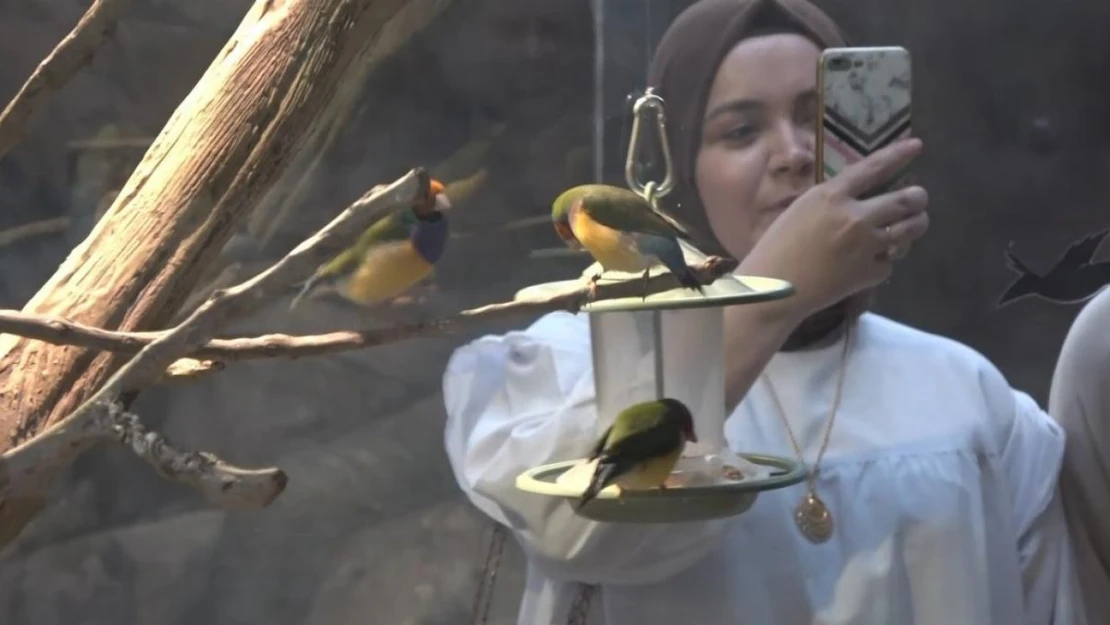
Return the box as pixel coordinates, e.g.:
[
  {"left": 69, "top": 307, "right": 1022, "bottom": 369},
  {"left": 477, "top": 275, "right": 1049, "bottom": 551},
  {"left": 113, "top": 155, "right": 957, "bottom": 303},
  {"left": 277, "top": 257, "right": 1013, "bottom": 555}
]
[{"left": 289, "top": 180, "right": 453, "bottom": 310}]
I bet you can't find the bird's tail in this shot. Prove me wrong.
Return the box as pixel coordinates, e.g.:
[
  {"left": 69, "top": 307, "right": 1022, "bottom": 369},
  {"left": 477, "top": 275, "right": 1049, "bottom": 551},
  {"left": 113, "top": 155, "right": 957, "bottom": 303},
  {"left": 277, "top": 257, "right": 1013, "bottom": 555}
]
[
  {"left": 997, "top": 277, "right": 1038, "bottom": 307},
  {"left": 996, "top": 248, "right": 1040, "bottom": 307},
  {"left": 575, "top": 462, "right": 619, "bottom": 510},
  {"left": 288, "top": 276, "right": 321, "bottom": 311},
  {"left": 654, "top": 240, "right": 705, "bottom": 294},
  {"left": 1004, "top": 248, "right": 1036, "bottom": 277}
]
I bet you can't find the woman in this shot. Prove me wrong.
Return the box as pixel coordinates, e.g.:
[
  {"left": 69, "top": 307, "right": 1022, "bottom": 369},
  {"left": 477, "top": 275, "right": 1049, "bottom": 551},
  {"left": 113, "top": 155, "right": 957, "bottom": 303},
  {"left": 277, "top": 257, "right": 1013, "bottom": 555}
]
[
  {"left": 1049, "top": 286, "right": 1110, "bottom": 625},
  {"left": 442, "top": 1, "right": 1082, "bottom": 623}
]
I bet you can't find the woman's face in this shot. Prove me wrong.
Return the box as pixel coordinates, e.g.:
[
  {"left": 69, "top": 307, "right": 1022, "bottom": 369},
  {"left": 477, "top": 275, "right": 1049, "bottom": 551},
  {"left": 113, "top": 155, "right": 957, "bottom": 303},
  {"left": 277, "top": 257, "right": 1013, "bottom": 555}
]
[{"left": 695, "top": 33, "right": 822, "bottom": 259}]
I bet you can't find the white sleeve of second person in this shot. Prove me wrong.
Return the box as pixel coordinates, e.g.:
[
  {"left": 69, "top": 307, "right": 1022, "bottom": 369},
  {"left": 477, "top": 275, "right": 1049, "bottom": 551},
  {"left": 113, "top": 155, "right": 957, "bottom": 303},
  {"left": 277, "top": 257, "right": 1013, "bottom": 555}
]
[
  {"left": 996, "top": 384, "right": 1088, "bottom": 625},
  {"left": 442, "top": 311, "right": 731, "bottom": 586}
]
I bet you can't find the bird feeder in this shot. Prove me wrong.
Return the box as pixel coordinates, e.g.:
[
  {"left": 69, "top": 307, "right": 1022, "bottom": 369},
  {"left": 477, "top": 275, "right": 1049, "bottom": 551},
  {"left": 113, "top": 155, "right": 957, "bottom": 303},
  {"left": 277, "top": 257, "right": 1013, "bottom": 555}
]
[
  {"left": 514, "top": 245, "right": 806, "bottom": 523},
  {"left": 586, "top": 249, "right": 772, "bottom": 461},
  {"left": 513, "top": 87, "right": 807, "bottom": 523}
]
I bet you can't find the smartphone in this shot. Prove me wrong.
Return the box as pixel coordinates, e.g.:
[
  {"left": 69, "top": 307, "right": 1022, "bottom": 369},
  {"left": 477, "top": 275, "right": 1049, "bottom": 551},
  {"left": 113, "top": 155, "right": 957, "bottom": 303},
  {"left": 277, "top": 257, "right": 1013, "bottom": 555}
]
[{"left": 815, "top": 46, "right": 913, "bottom": 195}]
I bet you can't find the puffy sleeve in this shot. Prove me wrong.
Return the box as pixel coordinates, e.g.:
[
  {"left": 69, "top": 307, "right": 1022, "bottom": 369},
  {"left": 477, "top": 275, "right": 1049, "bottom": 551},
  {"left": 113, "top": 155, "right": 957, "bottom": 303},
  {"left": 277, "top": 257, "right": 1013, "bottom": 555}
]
[
  {"left": 442, "top": 311, "right": 731, "bottom": 585},
  {"left": 1048, "top": 289, "right": 1110, "bottom": 625},
  {"left": 993, "top": 381, "right": 1086, "bottom": 625}
]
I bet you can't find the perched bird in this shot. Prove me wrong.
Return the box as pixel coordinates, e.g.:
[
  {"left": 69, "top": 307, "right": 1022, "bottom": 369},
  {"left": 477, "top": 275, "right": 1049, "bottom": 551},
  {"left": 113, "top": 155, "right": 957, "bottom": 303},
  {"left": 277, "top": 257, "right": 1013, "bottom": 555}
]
[
  {"left": 998, "top": 229, "right": 1110, "bottom": 307},
  {"left": 289, "top": 180, "right": 452, "bottom": 310},
  {"left": 576, "top": 397, "right": 698, "bottom": 510},
  {"left": 551, "top": 184, "right": 705, "bottom": 297}
]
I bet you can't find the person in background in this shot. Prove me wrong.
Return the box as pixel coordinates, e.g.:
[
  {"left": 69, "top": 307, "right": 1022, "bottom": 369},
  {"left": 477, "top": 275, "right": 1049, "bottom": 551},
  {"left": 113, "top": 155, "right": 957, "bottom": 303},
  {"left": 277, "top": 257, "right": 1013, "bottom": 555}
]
[
  {"left": 442, "top": 0, "right": 1084, "bottom": 623},
  {"left": 1049, "top": 286, "right": 1110, "bottom": 625}
]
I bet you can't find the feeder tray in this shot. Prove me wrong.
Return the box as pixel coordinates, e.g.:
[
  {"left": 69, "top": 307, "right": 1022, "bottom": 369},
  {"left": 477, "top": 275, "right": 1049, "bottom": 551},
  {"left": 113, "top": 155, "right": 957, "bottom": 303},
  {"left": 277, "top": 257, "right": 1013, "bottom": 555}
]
[
  {"left": 515, "top": 453, "right": 807, "bottom": 523},
  {"left": 513, "top": 270, "right": 794, "bottom": 313},
  {"left": 512, "top": 249, "right": 800, "bottom": 524}
]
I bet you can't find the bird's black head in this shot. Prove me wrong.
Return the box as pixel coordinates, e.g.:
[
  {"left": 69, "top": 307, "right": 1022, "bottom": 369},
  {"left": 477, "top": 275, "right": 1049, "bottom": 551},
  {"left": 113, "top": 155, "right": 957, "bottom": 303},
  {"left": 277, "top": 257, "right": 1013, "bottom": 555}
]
[{"left": 658, "top": 397, "right": 698, "bottom": 443}]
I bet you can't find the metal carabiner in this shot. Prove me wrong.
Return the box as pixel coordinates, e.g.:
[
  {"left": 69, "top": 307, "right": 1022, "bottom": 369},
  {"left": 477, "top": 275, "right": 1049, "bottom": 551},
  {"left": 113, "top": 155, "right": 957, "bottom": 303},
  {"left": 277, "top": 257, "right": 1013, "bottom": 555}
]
[{"left": 624, "top": 87, "right": 675, "bottom": 204}]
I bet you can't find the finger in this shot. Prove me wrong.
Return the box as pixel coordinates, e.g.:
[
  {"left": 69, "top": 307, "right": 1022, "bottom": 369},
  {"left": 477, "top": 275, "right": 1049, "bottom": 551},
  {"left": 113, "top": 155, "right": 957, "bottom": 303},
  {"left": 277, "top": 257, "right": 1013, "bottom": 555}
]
[
  {"left": 857, "top": 185, "right": 929, "bottom": 227},
  {"left": 886, "top": 210, "right": 930, "bottom": 247},
  {"left": 865, "top": 256, "right": 895, "bottom": 286},
  {"left": 828, "top": 138, "right": 923, "bottom": 199},
  {"left": 874, "top": 211, "right": 930, "bottom": 261}
]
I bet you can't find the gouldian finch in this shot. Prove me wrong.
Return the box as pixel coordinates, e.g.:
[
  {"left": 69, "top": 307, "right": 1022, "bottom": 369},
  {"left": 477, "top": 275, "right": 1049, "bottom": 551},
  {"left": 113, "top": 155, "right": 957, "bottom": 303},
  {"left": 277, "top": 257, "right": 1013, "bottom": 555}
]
[
  {"left": 550, "top": 184, "right": 704, "bottom": 297},
  {"left": 576, "top": 398, "right": 698, "bottom": 510},
  {"left": 289, "top": 180, "right": 452, "bottom": 310}
]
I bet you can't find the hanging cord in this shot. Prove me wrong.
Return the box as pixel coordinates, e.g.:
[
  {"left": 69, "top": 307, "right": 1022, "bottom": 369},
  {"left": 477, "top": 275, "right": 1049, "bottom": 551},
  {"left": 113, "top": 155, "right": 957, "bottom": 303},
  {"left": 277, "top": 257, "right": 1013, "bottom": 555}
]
[
  {"left": 470, "top": 522, "right": 508, "bottom": 625},
  {"left": 469, "top": 70, "right": 681, "bottom": 625},
  {"left": 562, "top": 86, "right": 682, "bottom": 625},
  {"left": 469, "top": 519, "right": 596, "bottom": 625}
]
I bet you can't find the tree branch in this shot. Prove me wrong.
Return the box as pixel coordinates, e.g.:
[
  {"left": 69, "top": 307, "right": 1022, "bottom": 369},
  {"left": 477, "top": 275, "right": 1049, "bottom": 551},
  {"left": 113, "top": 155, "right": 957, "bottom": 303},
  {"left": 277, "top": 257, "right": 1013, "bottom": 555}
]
[
  {"left": 0, "top": 168, "right": 428, "bottom": 508},
  {"left": 0, "top": 0, "right": 135, "bottom": 160},
  {"left": 0, "top": 256, "right": 739, "bottom": 364},
  {"left": 0, "top": 217, "right": 71, "bottom": 249},
  {"left": 97, "top": 400, "right": 287, "bottom": 509}
]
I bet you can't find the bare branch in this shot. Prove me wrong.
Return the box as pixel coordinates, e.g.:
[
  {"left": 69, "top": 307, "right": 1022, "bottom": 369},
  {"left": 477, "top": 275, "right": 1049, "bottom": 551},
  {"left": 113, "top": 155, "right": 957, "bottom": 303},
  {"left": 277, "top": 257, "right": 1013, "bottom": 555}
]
[
  {"left": 0, "top": 257, "right": 739, "bottom": 364},
  {"left": 0, "top": 217, "right": 71, "bottom": 249},
  {"left": 0, "top": 309, "right": 154, "bottom": 352},
  {"left": 97, "top": 400, "right": 286, "bottom": 509},
  {"left": 170, "top": 261, "right": 248, "bottom": 326},
  {"left": 0, "top": 0, "right": 135, "bottom": 160},
  {"left": 0, "top": 169, "right": 426, "bottom": 507}
]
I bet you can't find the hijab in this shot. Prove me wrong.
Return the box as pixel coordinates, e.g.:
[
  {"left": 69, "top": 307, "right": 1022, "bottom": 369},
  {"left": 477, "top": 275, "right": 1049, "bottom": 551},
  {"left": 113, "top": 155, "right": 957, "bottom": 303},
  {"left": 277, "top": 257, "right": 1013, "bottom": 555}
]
[{"left": 647, "top": 0, "right": 859, "bottom": 351}]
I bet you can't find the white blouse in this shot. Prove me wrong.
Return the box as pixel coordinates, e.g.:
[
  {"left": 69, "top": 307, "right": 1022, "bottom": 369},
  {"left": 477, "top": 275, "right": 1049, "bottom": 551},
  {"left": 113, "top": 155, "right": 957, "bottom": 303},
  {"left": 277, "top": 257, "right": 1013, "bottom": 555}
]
[{"left": 443, "top": 311, "right": 1085, "bottom": 625}]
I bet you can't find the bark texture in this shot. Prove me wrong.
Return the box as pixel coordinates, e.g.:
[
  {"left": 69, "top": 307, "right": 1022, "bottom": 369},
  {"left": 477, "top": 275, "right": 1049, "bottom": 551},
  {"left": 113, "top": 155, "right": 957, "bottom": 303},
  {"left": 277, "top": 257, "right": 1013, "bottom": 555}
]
[{"left": 0, "top": 0, "right": 451, "bottom": 546}]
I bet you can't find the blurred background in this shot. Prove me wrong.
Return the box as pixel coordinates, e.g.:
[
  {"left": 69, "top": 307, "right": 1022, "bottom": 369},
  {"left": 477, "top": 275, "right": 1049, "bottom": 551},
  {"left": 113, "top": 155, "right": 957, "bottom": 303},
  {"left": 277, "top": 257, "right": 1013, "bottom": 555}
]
[{"left": 0, "top": 0, "right": 1107, "bottom": 623}]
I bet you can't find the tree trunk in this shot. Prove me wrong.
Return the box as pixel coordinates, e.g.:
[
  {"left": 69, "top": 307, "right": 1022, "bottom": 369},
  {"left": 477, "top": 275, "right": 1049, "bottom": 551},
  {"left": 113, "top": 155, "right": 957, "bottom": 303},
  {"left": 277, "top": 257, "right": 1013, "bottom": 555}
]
[{"left": 0, "top": 0, "right": 451, "bottom": 542}]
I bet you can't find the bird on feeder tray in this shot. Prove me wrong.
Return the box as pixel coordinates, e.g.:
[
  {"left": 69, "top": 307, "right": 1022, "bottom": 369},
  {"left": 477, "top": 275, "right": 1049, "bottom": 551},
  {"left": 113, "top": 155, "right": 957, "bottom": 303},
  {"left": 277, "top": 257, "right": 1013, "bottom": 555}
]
[
  {"left": 575, "top": 397, "right": 698, "bottom": 510},
  {"left": 289, "top": 179, "right": 452, "bottom": 310},
  {"left": 550, "top": 183, "right": 705, "bottom": 298}
]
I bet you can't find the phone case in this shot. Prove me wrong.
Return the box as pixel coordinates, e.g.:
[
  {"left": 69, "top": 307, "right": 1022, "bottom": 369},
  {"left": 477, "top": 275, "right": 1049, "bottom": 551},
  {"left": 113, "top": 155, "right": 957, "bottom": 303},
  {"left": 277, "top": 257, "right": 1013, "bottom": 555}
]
[{"left": 816, "top": 46, "right": 912, "bottom": 187}]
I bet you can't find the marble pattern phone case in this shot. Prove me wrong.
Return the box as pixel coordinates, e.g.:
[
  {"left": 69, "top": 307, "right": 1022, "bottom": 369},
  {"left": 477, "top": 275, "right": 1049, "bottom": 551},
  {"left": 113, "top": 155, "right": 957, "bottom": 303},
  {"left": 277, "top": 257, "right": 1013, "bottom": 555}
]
[{"left": 817, "top": 46, "right": 912, "bottom": 186}]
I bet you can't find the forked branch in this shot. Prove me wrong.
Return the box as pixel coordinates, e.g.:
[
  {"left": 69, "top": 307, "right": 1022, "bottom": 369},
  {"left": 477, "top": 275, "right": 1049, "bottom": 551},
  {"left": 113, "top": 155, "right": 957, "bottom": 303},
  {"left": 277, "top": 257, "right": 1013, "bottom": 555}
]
[
  {"left": 0, "top": 257, "right": 740, "bottom": 365},
  {"left": 97, "top": 400, "right": 287, "bottom": 509},
  {"left": 0, "top": 168, "right": 428, "bottom": 508}
]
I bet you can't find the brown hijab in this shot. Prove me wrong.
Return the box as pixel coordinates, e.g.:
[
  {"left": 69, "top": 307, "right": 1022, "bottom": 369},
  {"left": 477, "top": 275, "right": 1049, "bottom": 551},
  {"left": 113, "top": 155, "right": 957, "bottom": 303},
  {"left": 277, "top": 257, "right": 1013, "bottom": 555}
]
[{"left": 648, "top": 0, "right": 856, "bottom": 350}]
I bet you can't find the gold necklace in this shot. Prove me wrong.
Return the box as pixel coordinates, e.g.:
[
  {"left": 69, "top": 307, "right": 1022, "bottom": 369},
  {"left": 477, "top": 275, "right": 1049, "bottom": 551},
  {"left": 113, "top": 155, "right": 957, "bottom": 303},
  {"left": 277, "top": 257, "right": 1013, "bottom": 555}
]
[{"left": 761, "top": 324, "right": 852, "bottom": 544}]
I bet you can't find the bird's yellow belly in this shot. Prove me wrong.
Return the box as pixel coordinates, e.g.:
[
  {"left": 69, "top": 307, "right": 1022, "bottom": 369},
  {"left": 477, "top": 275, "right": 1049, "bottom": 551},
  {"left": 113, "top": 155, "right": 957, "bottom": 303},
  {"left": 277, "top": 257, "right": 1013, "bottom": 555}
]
[
  {"left": 614, "top": 446, "right": 683, "bottom": 491},
  {"left": 571, "top": 210, "right": 652, "bottom": 274},
  {"left": 340, "top": 243, "right": 433, "bottom": 305}
]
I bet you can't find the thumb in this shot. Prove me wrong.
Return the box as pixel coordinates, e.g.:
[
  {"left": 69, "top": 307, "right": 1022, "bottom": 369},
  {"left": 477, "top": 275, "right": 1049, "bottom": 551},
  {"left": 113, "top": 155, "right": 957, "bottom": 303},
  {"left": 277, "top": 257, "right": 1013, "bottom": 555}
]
[{"left": 828, "top": 138, "right": 922, "bottom": 199}]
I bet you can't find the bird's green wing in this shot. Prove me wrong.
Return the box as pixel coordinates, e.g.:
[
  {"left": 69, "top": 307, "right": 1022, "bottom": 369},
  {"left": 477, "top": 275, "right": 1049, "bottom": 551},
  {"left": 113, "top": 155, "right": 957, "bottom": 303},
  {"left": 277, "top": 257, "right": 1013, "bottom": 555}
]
[
  {"left": 587, "top": 424, "right": 613, "bottom": 461},
  {"left": 356, "top": 210, "right": 411, "bottom": 247},
  {"left": 315, "top": 211, "right": 410, "bottom": 278},
  {"left": 579, "top": 185, "right": 694, "bottom": 241},
  {"left": 608, "top": 401, "right": 667, "bottom": 441},
  {"left": 602, "top": 401, "right": 682, "bottom": 461},
  {"left": 602, "top": 419, "right": 683, "bottom": 463}
]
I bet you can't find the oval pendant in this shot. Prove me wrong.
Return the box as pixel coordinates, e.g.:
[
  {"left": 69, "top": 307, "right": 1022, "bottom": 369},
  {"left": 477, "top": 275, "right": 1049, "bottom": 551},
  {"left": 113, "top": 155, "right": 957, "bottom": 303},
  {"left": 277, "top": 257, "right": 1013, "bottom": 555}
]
[{"left": 794, "top": 491, "right": 834, "bottom": 544}]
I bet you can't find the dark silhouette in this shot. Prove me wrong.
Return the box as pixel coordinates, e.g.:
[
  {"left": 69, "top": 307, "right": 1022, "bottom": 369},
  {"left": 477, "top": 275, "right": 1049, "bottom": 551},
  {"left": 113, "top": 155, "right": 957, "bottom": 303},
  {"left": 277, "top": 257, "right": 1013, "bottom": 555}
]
[{"left": 998, "top": 229, "right": 1110, "bottom": 307}]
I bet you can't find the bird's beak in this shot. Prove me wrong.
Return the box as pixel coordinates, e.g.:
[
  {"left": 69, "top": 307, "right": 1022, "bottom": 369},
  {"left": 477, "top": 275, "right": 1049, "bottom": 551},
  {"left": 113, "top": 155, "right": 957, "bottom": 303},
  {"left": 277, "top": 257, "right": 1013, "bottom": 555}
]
[
  {"left": 434, "top": 193, "right": 453, "bottom": 213},
  {"left": 687, "top": 431, "right": 698, "bottom": 443}
]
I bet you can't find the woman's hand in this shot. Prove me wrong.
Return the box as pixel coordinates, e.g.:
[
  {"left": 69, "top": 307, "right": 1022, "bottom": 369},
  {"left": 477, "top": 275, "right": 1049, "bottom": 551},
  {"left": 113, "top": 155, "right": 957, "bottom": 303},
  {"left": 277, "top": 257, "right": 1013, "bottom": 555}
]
[{"left": 739, "top": 138, "right": 929, "bottom": 323}]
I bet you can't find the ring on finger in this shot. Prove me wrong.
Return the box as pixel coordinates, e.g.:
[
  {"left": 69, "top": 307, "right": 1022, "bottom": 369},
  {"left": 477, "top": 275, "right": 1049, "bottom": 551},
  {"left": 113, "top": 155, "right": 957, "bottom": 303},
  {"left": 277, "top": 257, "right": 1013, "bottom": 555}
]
[{"left": 883, "top": 225, "right": 901, "bottom": 260}]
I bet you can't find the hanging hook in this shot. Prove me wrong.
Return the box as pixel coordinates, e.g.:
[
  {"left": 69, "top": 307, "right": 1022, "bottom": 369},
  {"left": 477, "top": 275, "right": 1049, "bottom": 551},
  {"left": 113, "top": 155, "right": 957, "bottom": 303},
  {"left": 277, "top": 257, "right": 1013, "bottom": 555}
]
[{"left": 625, "top": 87, "right": 675, "bottom": 203}]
